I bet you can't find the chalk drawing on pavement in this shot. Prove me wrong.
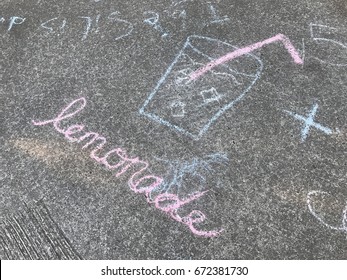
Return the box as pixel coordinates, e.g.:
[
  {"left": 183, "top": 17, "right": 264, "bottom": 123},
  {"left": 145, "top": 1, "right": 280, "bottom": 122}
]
[
  {"left": 283, "top": 103, "right": 340, "bottom": 142},
  {"left": 307, "top": 190, "right": 347, "bottom": 233},
  {"left": 149, "top": 153, "right": 229, "bottom": 200},
  {"left": 139, "top": 35, "right": 264, "bottom": 140}
]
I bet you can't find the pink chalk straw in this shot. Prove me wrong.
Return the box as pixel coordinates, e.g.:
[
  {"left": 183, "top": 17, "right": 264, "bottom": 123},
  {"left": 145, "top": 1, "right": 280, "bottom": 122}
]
[{"left": 190, "top": 33, "right": 304, "bottom": 81}]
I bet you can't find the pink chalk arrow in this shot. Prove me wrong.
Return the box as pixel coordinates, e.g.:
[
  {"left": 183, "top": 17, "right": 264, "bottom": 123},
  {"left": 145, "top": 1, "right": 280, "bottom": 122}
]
[{"left": 190, "top": 33, "right": 304, "bottom": 80}]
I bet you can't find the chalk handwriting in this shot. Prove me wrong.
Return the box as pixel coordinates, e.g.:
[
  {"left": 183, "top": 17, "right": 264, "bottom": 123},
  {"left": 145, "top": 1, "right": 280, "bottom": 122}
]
[
  {"left": 165, "top": 0, "right": 228, "bottom": 29},
  {"left": 143, "top": 11, "right": 169, "bottom": 38},
  {"left": 8, "top": 16, "right": 26, "bottom": 31},
  {"left": 108, "top": 12, "right": 134, "bottom": 41},
  {"left": 41, "top": 17, "right": 59, "bottom": 33},
  {"left": 140, "top": 35, "right": 263, "bottom": 140},
  {"left": 3, "top": 12, "right": 134, "bottom": 41},
  {"left": 34, "top": 12, "right": 133, "bottom": 41},
  {"left": 171, "top": 9, "right": 187, "bottom": 30},
  {"left": 307, "top": 191, "right": 347, "bottom": 232},
  {"left": 32, "top": 97, "right": 222, "bottom": 237},
  {"left": 171, "top": 0, "right": 194, "bottom": 8},
  {"left": 283, "top": 103, "right": 340, "bottom": 142},
  {"left": 79, "top": 16, "right": 93, "bottom": 40},
  {"left": 95, "top": 14, "right": 101, "bottom": 32},
  {"left": 207, "top": 2, "right": 230, "bottom": 24},
  {"left": 76, "top": 14, "right": 102, "bottom": 40}
]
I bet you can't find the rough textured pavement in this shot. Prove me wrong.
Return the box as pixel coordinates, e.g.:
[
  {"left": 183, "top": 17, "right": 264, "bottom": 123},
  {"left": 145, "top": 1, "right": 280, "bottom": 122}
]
[{"left": 0, "top": 0, "right": 346, "bottom": 259}]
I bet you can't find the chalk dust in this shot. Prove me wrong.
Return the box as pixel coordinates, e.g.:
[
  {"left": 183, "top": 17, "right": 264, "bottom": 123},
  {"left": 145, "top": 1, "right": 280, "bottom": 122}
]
[{"left": 11, "top": 138, "right": 115, "bottom": 186}]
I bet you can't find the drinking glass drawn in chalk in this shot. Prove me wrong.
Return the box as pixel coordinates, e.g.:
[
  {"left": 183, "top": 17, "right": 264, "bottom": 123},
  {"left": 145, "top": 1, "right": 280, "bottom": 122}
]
[{"left": 139, "top": 36, "right": 263, "bottom": 140}]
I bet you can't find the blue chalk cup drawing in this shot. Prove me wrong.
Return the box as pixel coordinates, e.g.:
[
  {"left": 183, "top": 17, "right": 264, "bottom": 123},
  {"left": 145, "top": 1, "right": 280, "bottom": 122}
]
[{"left": 139, "top": 35, "right": 263, "bottom": 140}]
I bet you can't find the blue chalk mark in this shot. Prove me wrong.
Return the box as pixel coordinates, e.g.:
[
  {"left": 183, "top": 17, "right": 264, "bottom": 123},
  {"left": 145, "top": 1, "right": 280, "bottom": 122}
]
[
  {"left": 139, "top": 35, "right": 263, "bottom": 140},
  {"left": 60, "top": 19, "right": 67, "bottom": 32},
  {"left": 79, "top": 16, "right": 92, "bottom": 40},
  {"left": 172, "top": 0, "right": 191, "bottom": 7},
  {"left": 144, "top": 11, "right": 159, "bottom": 26},
  {"left": 41, "top": 17, "right": 58, "bottom": 33},
  {"left": 144, "top": 11, "right": 170, "bottom": 38},
  {"left": 0, "top": 17, "right": 5, "bottom": 24},
  {"left": 151, "top": 153, "right": 229, "bottom": 197},
  {"left": 170, "top": 9, "right": 187, "bottom": 28},
  {"left": 210, "top": 18, "right": 230, "bottom": 24},
  {"left": 178, "top": 10, "right": 187, "bottom": 29},
  {"left": 95, "top": 14, "right": 101, "bottom": 33},
  {"left": 284, "top": 103, "right": 337, "bottom": 142},
  {"left": 208, "top": 3, "right": 230, "bottom": 24},
  {"left": 8, "top": 16, "right": 26, "bottom": 31},
  {"left": 300, "top": 38, "right": 306, "bottom": 65}
]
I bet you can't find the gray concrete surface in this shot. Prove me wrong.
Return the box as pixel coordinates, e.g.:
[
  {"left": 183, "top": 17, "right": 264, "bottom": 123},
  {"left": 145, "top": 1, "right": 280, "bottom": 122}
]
[{"left": 0, "top": 0, "right": 346, "bottom": 259}]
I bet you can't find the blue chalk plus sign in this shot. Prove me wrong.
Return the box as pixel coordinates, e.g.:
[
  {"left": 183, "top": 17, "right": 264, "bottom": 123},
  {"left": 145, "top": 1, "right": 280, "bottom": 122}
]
[{"left": 284, "top": 103, "right": 337, "bottom": 142}]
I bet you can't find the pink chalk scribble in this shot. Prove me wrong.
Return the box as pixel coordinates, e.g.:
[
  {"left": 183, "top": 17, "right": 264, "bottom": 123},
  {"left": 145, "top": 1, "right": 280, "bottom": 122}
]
[
  {"left": 190, "top": 33, "right": 304, "bottom": 81},
  {"left": 32, "top": 97, "right": 222, "bottom": 238}
]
